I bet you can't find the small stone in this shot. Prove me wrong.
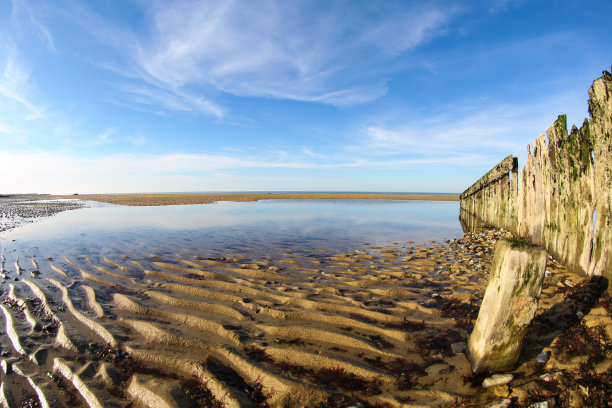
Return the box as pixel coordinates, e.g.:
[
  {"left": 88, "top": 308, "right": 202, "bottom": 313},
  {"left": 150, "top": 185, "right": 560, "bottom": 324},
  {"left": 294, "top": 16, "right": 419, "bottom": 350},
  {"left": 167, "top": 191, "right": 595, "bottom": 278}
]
[
  {"left": 539, "top": 371, "right": 563, "bottom": 382},
  {"left": 451, "top": 342, "right": 467, "bottom": 354},
  {"left": 254, "top": 331, "right": 265, "bottom": 338},
  {"left": 528, "top": 399, "right": 555, "bottom": 408},
  {"left": 425, "top": 363, "right": 450, "bottom": 375},
  {"left": 346, "top": 403, "right": 365, "bottom": 408},
  {"left": 487, "top": 399, "right": 511, "bottom": 408},
  {"left": 482, "top": 373, "right": 513, "bottom": 388},
  {"left": 0, "top": 359, "right": 12, "bottom": 374},
  {"left": 536, "top": 351, "right": 551, "bottom": 365},
  {"left": 545, "top": 270, "right": 551, "bottom": 277},
  {"left": 576, "top": 311, "right": 584, "bottom": 319}
]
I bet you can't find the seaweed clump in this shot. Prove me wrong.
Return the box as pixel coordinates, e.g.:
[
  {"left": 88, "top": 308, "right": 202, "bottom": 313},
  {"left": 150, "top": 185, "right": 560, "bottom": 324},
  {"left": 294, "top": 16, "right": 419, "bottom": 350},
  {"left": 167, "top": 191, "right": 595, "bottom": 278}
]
[
  {"left": 314, "top": 367, "right": 381, "bottom": 395},
  {"left": 385, "top": 358, "right": 426, "bottom": 390},
  {"left": 522, "top": 319, "right": 611, "bottom": 407},
  {"left": 552, "top": 322, "right": 609, "bottom": 365},
  {"left": 244, "top": 347, "right": 382, "bottom": 396},
  {"left": 438, "top": 297, "right": 480, "bottom": 325}
]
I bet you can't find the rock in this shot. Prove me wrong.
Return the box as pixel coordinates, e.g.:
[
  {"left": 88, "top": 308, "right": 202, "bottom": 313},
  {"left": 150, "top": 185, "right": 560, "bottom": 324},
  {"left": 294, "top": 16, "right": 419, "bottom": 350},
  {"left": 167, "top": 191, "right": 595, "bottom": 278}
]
[
  {"left": 487, "top": 398, "right": 511, "bottom": 408},
  {"left": 482, "top": 373, "right": 513, "bottom": 388},
  {"left": 451, "top": 342, "right": 467, "bottom": 354},
  {"left": 539, "top": 371, "right": 563, "bottom": 382},
  {"left": 528, "top": 399, "right": 555, "bottom": 408},
  {"left": 346, "top": 403, "right": 365, "bottom": 408},
  {"left": 1, "top": 358, "right": 14, "bottom": 374},
  {"left": 536, "top": 351, "right": 550, "bottom": 365},
  {"left": 425, "top": 363, "right": 450, "bottom": 375},
  {"left": 467, "top": 239, "right": 547, "bottom": 373}
]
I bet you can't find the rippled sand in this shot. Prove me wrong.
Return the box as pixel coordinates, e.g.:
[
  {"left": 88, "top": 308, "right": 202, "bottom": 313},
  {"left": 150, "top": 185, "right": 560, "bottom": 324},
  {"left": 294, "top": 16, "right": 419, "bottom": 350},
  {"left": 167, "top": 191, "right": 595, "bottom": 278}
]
[
  {"left": 1, "top": 231, "right": 606, "bottom": 407},
  {"left": 51, "top": 193, "right": 459, "bottom": 206}
]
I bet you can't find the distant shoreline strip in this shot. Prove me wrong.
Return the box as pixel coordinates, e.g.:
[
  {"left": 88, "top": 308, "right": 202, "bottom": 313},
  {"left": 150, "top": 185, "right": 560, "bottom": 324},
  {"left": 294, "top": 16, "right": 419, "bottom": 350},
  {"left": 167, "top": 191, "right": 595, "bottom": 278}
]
[{"left": 52, "top": 193, "right": 459, "bottom": 206}]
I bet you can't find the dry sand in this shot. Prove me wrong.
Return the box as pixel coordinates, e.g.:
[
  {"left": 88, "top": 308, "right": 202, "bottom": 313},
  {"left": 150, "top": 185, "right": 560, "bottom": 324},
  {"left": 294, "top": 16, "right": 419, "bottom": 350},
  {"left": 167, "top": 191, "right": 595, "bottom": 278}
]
[
  {"left": 1, "top": 223, "right": 609, "bottom": 407},
  {"left": 51, "top": 193, "right": 459, "bottom": 206}
]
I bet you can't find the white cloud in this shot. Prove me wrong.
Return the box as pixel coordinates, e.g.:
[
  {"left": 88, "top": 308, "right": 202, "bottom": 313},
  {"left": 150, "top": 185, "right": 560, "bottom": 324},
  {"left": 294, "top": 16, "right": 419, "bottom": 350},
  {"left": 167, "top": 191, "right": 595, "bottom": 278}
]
[
  {"left": 0, "top": 44, "right": 46, "bottom": 120},
  {"left": 134, "top": 1, "right": 455, "bottom": 105},
  {"left": 38, "top": 0, "right": 457, "bottom": 113},
  {"left": 10, "top": 0, "right": 56, "bottom": 52},
  {"left": 358, "top": 89, "right": 588, "bottom": 166},
  {"left": 116, "top": 84, "right": 224, "bottom": 117}
]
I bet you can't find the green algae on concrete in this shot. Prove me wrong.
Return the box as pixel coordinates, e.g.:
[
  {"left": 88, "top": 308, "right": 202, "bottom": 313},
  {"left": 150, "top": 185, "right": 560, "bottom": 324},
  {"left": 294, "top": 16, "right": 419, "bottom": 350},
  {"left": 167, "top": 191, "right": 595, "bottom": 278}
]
[{"left": 460, "top": 67, "right": 612, "bottom": 290}]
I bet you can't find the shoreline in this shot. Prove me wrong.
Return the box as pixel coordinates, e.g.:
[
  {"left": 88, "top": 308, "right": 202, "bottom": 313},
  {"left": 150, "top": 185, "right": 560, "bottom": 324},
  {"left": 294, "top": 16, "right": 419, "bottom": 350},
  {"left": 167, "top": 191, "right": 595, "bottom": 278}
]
[{"left": 51, "top": 193, "right": 459, "bottom": 206}]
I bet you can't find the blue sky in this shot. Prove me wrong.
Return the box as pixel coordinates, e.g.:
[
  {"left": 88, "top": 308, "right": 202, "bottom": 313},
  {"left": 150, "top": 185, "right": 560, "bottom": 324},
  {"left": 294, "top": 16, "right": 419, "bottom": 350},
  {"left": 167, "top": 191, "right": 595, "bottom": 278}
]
[{"left": 1, "top": 0, "right": 610, "bottom": 194}]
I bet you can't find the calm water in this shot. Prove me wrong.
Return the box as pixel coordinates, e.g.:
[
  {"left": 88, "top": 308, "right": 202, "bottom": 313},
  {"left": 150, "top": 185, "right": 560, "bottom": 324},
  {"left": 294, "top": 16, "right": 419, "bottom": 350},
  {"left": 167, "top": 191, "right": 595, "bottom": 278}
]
[{"left": 0, "top": 199, "right": 461, "bottom": 264}]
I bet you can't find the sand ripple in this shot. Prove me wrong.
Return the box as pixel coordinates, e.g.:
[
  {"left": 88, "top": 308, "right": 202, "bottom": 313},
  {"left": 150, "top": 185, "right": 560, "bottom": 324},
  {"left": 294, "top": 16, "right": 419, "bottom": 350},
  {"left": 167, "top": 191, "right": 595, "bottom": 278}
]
[{"left": 0, "top": 233, "right": 587, "bottom": 407}]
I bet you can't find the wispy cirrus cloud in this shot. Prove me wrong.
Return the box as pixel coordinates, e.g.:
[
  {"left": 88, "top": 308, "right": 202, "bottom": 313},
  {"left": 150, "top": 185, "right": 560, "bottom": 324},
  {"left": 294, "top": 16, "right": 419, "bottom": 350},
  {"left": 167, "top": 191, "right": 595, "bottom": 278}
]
[
  {"left": 0, "top": 43, "right": 46, "bottom": 120},
  {"left": 358, "top": 88, "right": 589, "bottom": 167},
  {"left": 32, "top": 0, "right": 458, "bottom": 115},
  {"left": 10, "top": 0, "right": 56, "bottom": 52},
  {"left": 134, "top": 1, "right": 455, "bottom": 106}
]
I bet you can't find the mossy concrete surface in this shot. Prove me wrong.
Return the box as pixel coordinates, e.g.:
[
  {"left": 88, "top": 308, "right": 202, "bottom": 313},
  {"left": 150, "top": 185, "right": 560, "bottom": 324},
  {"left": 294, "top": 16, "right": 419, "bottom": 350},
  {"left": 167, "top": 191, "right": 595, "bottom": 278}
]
[
  {"left": 467, "top": 239, "right": 547, "bottom": 373},
  {"left": 460, "top": 67, "right": 612, "bottom": 290}
]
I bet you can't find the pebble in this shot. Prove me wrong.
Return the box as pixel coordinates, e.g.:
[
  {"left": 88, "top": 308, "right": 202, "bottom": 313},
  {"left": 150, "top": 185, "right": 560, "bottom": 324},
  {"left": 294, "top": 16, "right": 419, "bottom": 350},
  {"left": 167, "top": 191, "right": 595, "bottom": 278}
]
[
  {"left": 536, "top": 351, "right": 550, "bottom": 365},
  {"left": 451, "top": 341, "right": 467, "bottom": 354},
  {"left": 539, "top": 371, "right": 563, "bottom": 382},
  {"left": 254, "top": 331, "right": 265, "bottom": 338},
  {"left": 487, "top": 399, "right": 511, "bottom": 408},
  {"left": 0, "top": 359, "right": 11, "bottom": 374},
  {"left": 425, "top": 363, "right": 450, "bottom": 375},
  {"left": 346, "top": 403, "right": 365, "bottom": 408},
  {"left": 482, "top": 373, "right": 513, "bottom": 388},
  {"left": 528, "top": 399, "right": 555, "bottom": 408}
]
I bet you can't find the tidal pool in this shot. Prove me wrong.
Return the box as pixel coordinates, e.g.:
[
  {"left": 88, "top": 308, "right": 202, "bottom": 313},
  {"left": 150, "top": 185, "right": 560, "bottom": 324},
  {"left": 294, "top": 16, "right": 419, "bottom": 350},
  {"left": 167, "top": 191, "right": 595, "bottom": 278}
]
[{"left": 0, "top": 199, "right": 462, "bottom": 264}]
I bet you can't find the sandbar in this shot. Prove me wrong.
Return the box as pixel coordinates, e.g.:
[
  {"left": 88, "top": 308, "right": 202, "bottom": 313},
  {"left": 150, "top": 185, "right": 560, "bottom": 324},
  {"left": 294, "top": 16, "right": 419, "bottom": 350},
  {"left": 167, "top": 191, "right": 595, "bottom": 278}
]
[{"left": 52, "top": 192, "right": 459, "bottom": 206}]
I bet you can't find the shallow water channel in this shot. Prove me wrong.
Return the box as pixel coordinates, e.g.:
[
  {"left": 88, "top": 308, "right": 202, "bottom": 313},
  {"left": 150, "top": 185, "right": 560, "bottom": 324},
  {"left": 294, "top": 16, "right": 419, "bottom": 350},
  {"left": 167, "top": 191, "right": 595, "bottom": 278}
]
[{"left": 1, "top": 199, "right": 462, "bottom": 265}]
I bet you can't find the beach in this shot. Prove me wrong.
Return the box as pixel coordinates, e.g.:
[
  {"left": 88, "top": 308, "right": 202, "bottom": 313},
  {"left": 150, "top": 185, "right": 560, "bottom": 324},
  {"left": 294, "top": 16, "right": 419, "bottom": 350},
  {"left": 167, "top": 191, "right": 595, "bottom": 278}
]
[{"left": 0, "top": 197, "right": 609, "bottom": 407}]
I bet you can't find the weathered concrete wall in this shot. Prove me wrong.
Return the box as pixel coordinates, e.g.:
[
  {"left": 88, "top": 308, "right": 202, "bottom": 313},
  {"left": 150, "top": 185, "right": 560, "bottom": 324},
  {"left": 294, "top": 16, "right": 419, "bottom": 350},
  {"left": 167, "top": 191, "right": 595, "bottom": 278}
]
[{"left": 460, "top": 68, "right": 612, "bottom": 287}]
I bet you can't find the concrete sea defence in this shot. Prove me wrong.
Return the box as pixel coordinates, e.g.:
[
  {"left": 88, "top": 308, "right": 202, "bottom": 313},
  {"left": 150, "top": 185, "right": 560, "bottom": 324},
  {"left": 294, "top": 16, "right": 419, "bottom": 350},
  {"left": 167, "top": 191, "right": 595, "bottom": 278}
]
[{"left": 460, "top": 67, "right": 612, "bottom": 287}]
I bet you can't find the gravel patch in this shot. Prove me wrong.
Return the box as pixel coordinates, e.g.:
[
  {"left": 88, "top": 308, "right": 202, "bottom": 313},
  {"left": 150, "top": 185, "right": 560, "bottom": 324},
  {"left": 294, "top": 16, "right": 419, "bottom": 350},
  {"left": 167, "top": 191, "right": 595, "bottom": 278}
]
[{"left": 0, "top": 195, "right": 85, "bottom": 233}]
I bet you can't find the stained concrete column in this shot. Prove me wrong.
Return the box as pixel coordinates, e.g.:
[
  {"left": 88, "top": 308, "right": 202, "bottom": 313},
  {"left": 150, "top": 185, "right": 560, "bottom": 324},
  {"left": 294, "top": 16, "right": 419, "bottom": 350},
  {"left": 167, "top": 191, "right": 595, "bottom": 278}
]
[{"left": 468, "top": 239, "right": 547, "bottom": 373}]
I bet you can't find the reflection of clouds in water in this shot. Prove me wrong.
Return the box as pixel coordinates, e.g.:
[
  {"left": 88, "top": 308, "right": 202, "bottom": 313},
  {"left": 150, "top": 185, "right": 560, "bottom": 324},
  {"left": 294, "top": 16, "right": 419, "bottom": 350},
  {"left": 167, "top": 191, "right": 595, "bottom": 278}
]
[{"left": 0, "top": 200, "right": 461, "bottom": 267}]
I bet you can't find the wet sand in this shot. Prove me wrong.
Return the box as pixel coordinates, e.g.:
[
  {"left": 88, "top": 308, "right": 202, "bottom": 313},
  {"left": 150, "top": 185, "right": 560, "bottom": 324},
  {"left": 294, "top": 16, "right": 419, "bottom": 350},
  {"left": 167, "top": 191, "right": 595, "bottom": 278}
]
[
  {"left": 51, "top": 193, "right": 459, "bottom": 206},
  {"left": 1, "top": 221, "right": 609, "bottom": 407}
]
